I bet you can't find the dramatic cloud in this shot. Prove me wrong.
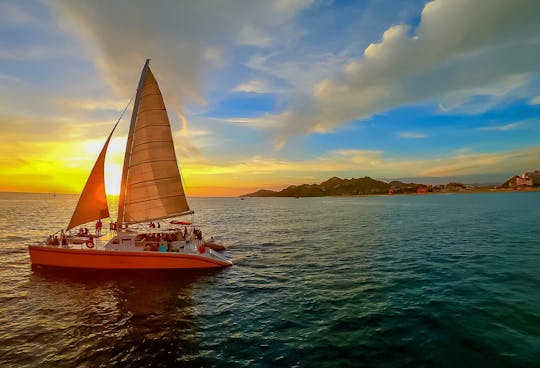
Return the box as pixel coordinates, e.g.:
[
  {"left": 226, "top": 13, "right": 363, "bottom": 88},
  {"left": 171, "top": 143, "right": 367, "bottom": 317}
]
[
  {"left": 271, "top": 0, "right": 540, "bottom": 144},
  {"left": 2, "top": 1, "right": 539, "bottom": 196},
  {"left": 50, "top": 0, "right": 314, "bottom": 105},
  {"left": 181, "top": 144, "right": 540, "bottom": 195}
]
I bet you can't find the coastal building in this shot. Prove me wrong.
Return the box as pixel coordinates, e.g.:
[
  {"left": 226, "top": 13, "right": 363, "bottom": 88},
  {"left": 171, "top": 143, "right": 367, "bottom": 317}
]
[
  {"left": 523, "top": 171, "right": 540, "bottom": 186},
  {"left": 516, "top": 174, "right": 533, "bottom": 187},
  {"left": 502, "top": 171, "right": 539, "bottom": 189},
  {"left": 416, "top": 186, "right": 430, "bottom": 194},
  {"left": 445, "top": 182, "right": 466, "bottom": 191}
]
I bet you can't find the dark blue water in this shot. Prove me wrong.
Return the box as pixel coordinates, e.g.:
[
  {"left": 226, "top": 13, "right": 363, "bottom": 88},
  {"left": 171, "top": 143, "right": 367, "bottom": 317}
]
[{"left": 0, "top": 192, "right": 539, "bottom": 367}]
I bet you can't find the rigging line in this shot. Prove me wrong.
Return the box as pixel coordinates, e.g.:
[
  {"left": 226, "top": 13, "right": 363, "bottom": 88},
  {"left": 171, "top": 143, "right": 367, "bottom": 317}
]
[{"left": 115, "top": 95, "right": 135, "bottom": 127}]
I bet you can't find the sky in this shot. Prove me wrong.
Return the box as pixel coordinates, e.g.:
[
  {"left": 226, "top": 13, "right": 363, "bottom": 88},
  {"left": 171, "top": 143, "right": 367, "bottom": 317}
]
[{"left": 1, "top": 0, "right": 540, "bottom": 196}]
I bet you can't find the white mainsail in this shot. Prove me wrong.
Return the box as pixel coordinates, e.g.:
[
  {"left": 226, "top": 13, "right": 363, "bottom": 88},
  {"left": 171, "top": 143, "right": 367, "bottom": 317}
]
[{"left": 117, "top": 59, "right": 191, "bottom": 228}]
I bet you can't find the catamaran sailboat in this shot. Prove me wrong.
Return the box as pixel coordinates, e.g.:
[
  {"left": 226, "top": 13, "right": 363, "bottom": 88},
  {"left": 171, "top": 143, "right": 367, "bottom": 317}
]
[{"left": 28, "top": 59, "right": 232, "bottom": 269}]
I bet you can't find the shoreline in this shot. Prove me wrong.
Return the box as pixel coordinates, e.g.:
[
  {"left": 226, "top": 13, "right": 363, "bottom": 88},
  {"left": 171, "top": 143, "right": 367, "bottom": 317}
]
[{"left": 241, "top": 186, "right": 540, "bottom": 198}]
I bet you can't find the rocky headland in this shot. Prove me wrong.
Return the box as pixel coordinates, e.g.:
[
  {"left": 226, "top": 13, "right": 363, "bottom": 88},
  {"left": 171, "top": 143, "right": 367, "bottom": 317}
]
[{"left": 241, "top": 171, "right": 540, "bottom": 197}]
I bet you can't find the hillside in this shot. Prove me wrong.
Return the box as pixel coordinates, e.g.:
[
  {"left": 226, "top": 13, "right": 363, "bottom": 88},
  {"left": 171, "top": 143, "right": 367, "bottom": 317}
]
[{"left": 241, "top": 176, "right": 390, "bottom": 197}]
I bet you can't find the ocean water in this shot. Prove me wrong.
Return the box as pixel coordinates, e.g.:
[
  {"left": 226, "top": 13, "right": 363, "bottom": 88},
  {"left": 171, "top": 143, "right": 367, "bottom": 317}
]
[{"left": 0, "top": 191, "right": 539, "bottom": 367}]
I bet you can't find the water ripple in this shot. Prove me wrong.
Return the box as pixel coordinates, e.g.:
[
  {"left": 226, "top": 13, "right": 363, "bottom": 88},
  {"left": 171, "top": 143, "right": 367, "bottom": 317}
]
[{"left": 0, "top": 192, "right": 539, "bottom": 367}]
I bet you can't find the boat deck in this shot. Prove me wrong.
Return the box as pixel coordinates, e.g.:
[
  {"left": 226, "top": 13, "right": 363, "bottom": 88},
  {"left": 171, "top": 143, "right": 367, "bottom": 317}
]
[{"left": 33, "top": 231, "right": 232, "bottom": 269}]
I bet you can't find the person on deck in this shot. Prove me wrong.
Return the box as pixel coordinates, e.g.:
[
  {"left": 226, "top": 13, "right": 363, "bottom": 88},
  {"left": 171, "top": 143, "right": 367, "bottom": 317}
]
[
  {"left": 158, "top": 237, "right": 167, "bottom": 252},
  {"left": 95, "top": 219, "right": 102, "bottom": 236}
]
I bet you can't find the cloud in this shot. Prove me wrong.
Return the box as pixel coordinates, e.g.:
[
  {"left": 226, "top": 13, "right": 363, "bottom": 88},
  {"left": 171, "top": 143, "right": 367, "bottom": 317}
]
[
  {"left": 55, "top": 97, "right": 128, "bottom": 112},
  {"left": 0, "top": 73, "right": 21, "bottom": 84},
  {"left": 530, "top": 95, "right": 540, "bottom": 105},
  {"left": 233, "top": 79, "right": 271, "bottom": 93},
  {"left": 270, "top": 0, "right": 540, "bottom": 144},
  {"left": 237, "top": 26, "right": 272, "bottom": 47},
  {"left": 0, "top": 115, "right": 119, "bottom": 143},
  {"left": 50, "top": 0, "right": 314, "bottom": 106},
  {"left": 418, "top": 146, "right": 540, "bottom": 177},
  {"left": 182, "top": 149, "right": 385, "bottom": 181},
  {"left": 182, "top": 144, "right": 540, "bottom": 186},
  {"left": 398, "top": 132, "right": 428, "bottom": 139},
  {"left": 207, "top": 116, "right": 278, "bottom": 129},
  {"left": 0, "top": 1, "right": 44, "bottom": 27},
  {"left": 477, "top": 122, "right": 522, "bottom": 131},
  {"left": 0, "top": 45, "right": 72, "bottom": 61}
]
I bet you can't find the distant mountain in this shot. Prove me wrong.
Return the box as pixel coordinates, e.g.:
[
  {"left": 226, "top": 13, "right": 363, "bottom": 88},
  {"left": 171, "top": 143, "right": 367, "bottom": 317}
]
[
  {"left": 241, "top": 176, "right": 390, "bottom": 197},
  {"left": 240, "top": 170, "right": 540, "bottom": 198},
  {"left": 387, "top": 180, "right": 429, "bottom": 194}
]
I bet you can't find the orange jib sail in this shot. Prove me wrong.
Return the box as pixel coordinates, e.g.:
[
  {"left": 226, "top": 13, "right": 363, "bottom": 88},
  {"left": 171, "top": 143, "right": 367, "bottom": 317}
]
[{"left": 66, "top": 125, "right": 117, "bottom": 231}]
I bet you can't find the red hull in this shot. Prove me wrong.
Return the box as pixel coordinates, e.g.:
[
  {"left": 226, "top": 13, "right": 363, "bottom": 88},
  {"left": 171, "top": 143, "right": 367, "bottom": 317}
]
[{"left": 28, "top": 245, "right": 232, "bottom": 270}]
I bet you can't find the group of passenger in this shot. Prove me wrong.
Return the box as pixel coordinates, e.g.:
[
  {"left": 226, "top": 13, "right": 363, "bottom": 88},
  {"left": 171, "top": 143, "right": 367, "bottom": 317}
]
[
  {"left": 93, "top": 220, "right": 119, "bottom": 235},
  {"left": 140, "top": 226, "right": 207, "bottom": 254},
  {"left": 45, "top": 219, "right": 211, "bottom": 254},
  {"left": 47, "top": 235, "right": 60, "bottom": 245},
  {"left": 193, "top": 228, "right": 203, "bottom": 241},
  {"left": 46, "top": 234, "right": 68, "bottom": 247},
  {"left": 142, "top": 233, "right": 178, "bottom": 252},
  {"left": 78, "top": 227, "right": 91, "bottom": 236},
  {"left": 141, "top": 232, "right": 181, "bottom": 243}
]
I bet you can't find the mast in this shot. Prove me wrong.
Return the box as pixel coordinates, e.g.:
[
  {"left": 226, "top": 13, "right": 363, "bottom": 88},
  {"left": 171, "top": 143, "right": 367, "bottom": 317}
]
[{"left": 117, "top": 59, "right": 151, "bottom": 229}]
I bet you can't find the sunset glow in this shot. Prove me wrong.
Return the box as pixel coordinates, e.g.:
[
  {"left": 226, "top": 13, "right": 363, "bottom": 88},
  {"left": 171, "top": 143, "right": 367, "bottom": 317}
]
[{"left": 1, "top": 1, "right": 540, "bottom": 196}]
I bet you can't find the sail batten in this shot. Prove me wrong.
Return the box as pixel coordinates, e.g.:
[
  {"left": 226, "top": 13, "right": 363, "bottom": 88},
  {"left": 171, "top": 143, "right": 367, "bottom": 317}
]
[
  {"left": 132, "top": 140, "right": 173, "bottom": 148},
  {"left": 126, "top": 193, "right": 186, "bottom": 205},
  {"left": 128, "top": 158, "right": 177, "bottom": 168},
  {"left": 117, "top": 60, "right": 190, "bottom": 227},
  {"left": 127, "top": 175, "right": 181, "bottom": 187},
  {"left": 134, "top": 127, "right": 169, "bottom": 134}
]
